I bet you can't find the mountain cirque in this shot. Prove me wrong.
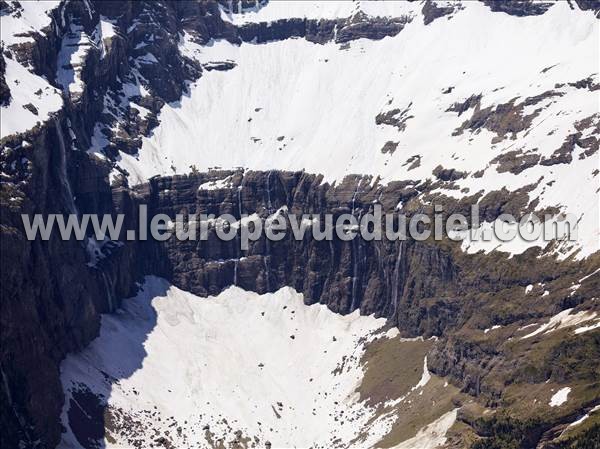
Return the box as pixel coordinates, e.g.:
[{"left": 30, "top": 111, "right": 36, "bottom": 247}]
[{"left": 1, "top": 1, "right": 599, "bottom": 448}]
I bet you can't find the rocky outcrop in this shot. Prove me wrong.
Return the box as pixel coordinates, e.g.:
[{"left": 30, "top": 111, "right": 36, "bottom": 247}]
[
  {"left": 422, "top": 0, "right": 457, "bottom": 25},
  {"left": 0, "top": 52, "right": 9, "bottom": 106},
  {"left": 573, "top": 0, "right": 600, "bottom": 16},
  {"left": 0, "top": 118, "right": 143, "bottom": 448},
  {"left": 137, "top": 171, "right": 458, "bottom": 327},
  {"left": 0, "top": 0, "right": 221, "bottom": 445},
  {"left": 481, "top": 0, "right": 555, "bottom": 16},
  {"left": 235, "top": 11, "right": 410, "bottom": 45}
]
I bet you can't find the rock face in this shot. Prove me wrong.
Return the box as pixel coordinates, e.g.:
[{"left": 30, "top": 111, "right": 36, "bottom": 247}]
[
  {"left": 237, "top": 12, "right": 411, "bottom": 44},
  {"left": 481, "top": 0, "right": 555, "bottom": 16},
  {"left": 0, "top": 117, "right": 162, "bottom": 448},
  {"left": 141, "top": 171, "right": 457, "bottom": 324},
  {"left": 1, "top": 1, "right": 599, "bottom": 448},
  {"left": 422, "top": 0, "right": 457, "bottom": 25},
  {"left": 130, "top": 169, "right": 600, "bottom": 333},
  {"left": 0, "top": 1, "right": 215, "bottom": 446},
  {"left": 0, "top": 53, "right": 10, "bottom": 106}
]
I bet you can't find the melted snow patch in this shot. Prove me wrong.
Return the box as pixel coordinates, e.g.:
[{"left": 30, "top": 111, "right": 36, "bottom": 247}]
[
  {"left": 521, "top": 309, "right": 598, "bottom": 339},
  {"left": 549, "top": 387, "right": 571, "bottom": 407},
  {"left": 574, "top": 320, "right": 600, "bottom": 335},
  {"left": 568, "top": 405, "right": 600, "bottom": 428},
  {"left": 59, "top": 276, "right": 416, "bottom": 448},
  {"left": 580, "top": 268, "right": 600, "bottom": 283},
  {"left": 385, "top": 327, "right": 400, "bottom": 339},
  {"left": 197, "top": 175, "right": 234, "bottom": 191},
  {"left": 392, "top": 409, "right": 458, "bottom": 449},
  {"left": 412, "top": 356, "right": 431, "bottom": 391}
]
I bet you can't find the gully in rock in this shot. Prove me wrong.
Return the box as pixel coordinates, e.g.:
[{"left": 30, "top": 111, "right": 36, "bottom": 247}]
[
  {"left": 53, "top": 118, "right": 78, "bottom": 217},
  {"left": 391, "top": 240, "right": 404, "bottom": 318}
]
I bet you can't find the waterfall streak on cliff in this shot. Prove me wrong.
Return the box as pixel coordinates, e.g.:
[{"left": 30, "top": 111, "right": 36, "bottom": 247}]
[
  {"left": 266, "top": 170, "right": 273, "bottom": 212},
  {"left": 350, "top": 178, "right": 362, "bottom": 311},
  {"left": 54, "top": 118, "right": 78, "bottom": 216},
  {"left": 100, "top": 271, "right": 115, "bottom": 312},
  {"left": 392, "top": 241, "right": 404, "bottom": 315},
  {"left": 234, "top": 259, "right": 238, "bottom": 286}
]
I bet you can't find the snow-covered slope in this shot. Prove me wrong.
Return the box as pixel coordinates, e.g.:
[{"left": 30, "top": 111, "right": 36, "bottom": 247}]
[
  {"left": 59, "top": 276, "right": 453, "bottom": 449},
  {"left": 128, "top": 2, "right": 594, "bottom": 178},
  {"left": 130, "top": 2, "right": 598, "bottom": 182},
  {"left": 2, "top": 2, "right": 599, "bottom": 448},
  {"left": 0, "top": 1, "right": 63, "bottom": 138},
  {"left": 116, "top": 0, "right": 599, "bottom": 258},
  {"left": 0, "top": 1, "right": 59, "bottom": 47},
  {"left": 0, "top": 56, "right": 63, "bottom": 138}
]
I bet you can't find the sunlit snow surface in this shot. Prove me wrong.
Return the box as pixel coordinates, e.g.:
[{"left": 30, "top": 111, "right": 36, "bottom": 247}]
[
  {"left": 392, "top": 409, "right": 457, "bottom": 449},
  {"left": 549, "top": 387, "right": 571, "bottom": 407},
  {"left": 59, "top": 277, "right": 450, "bottom": 448},
  {"left": 0, "top": 0, "right": 59, "bottom": 47},
  {"left": 0, "top": 56, "right": 63, "bottom": 138},
  {"left": 0, "top": 1, "right": 63, "bottom": 138},
  {"left": 520, "top": 308, "right": 598, "bottom": 339},
  {"left": 119, "top": 1, "right": 599, "bottom": 259}
]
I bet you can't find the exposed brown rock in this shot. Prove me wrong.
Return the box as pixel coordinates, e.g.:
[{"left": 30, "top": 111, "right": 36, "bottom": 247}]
[
  {"left": 0, "top": 51, "right": 10, "bottom": 106},
  {"left": 433, "top": 165, "right": 468, "bottom": 182},
  {"left": 490, "top": 149, "right": 541, "bottom": 174},
  {"left": 381, "top": 141, "right": 399, "bottom": 155},
  {"left": 452, "top": 91, "right": 562, "bottom": 142},
  {"left": 422, "top": 0, "right": 457, "bottom": 25},
  {"left": 481, "top": 0, "right": 555, "bottom": 16},
  {"left": 376, "top": 103, "right": 413, "bottom": 132}
]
